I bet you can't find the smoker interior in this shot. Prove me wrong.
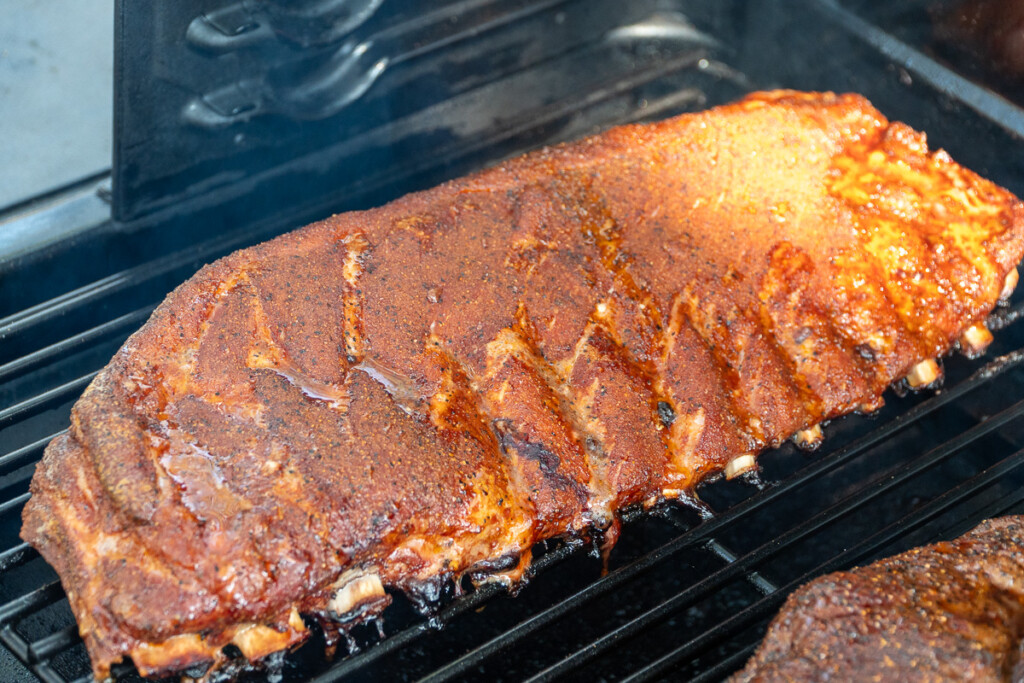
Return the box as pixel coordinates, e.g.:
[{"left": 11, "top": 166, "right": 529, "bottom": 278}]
[{"left": 3, "top": 0, "right": 1024, "bottom": 681}]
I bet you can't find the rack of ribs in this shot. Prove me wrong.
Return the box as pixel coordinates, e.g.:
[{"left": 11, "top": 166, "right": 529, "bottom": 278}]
[
  {"left": 20, "top": 91, "right": 1024, "bottom": 680},
  {"left": 731, "top": 516, "right": 1024, "bottom": 681}
]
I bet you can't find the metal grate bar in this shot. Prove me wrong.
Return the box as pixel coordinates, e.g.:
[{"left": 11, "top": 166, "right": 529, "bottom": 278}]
[
  {"left": 0, "top": 433, "right": 63, "bottom": 478},
  {"left": 943, "top": 485, "right": 1024, "bottom": 541},
  {"left": 0, "top": 375, "right": 96, "bottom": 430},
  {"left": 0, "top": 471, "right": 38, "bottom": 504},
  {"left": 0, "top": 217, "right": 283, "bottom": 343},
  {"left": 704, "top": 538, "right": 777, "bottom": 596},
  {"left": 0, "top": 275, "right": 131, "bottom": 340},
  {"left": 415, "top": 357, "right": 1024, "bottom": 682},
  {"left": 0, "top": 307, "right": 152, "bottom": 384},
  {"left": 526, "top": 399, "right": 1024, "bottom": 680},
  {"left": 0, "top": 582, "right": 64, "bottom": 625},
  {"left": 28, "top": 625, "right": 80, "bottom": 663},
  {"left": 619, "top": 446, "right": 1024, "bottom": 682},
  {"left": 0, "top": 543, "right": 38, "bottom": 573},
  {"left": 990, "top": 489, "right": 1024, "bottom": 516},
  {"left": 0, "top": 492, "right": 31, "bottom": 519},
  {"left": 0, "top": 625, "right": 31, "bottom": 663},
  {"left": 688, "top": 641, "right": 757, "bottom": 683},
  {"left": 29, "top": 662, "right": 70, "bottom": 683}
]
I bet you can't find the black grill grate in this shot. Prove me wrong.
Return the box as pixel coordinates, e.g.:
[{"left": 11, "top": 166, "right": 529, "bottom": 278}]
[{"left": 4, "top": 0, "right": 1024, "bottom": 681}]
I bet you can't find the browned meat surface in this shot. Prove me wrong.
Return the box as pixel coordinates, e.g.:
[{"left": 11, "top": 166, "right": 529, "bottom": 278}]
[
  {"left": 20, "top": 91, "right": 1024, "bottom": 680},
  {"left": 731, "top": 516, "right": 1024, "bottom": 682}
]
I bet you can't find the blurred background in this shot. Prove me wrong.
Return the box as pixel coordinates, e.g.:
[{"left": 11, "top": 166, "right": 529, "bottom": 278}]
[{"left": 0, "top": 0, "right": 113, "bottom": 209}]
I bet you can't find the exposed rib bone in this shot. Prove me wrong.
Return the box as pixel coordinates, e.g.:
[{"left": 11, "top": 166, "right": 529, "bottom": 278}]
[
  {"left": 327, "top": 571, "right": 387, "bottom": 618},
  {"left": 1001, "top": 268, "right": 1019, "bottom": 303},
  {"left": 959, "top": 323, "right": 994, "bottom": 359},
  {"left": 724, "top": 454, "right": 757, "bottom": 480},
  {"left": 230, "top": 609, "right": 306, "bottom": 661},
  {"left": 906, "top": 358, "right": 941, "bottom": 389},
  {"left": 793, "top": 424, "right": 823, "bottom": 450}
]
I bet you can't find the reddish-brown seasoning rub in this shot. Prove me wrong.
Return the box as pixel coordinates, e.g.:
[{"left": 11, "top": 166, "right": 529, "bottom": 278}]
[
  {"left": 20, "top": 91, "right": 1024, "bottom": 680},
  {"left": 731, "top": 516, "right": 1024, "bottom": 682}
]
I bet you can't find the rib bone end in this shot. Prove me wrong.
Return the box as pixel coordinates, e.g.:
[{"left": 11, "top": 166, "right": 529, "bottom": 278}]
[
  {"left": 724, "top": 454, "right": 757, "bottom": 480},
  {"left": 1000, "top": 268, "right": 1019, "bottom": 303},
  {"left": 793, "top": 424, "right": 823, "bottom": 451},
  {"left": 856, "top": 396, "right": 885, "bottom": 415},
  {"left": 906, "top": 358, "right": 941, "bottom": 389},
  {"left": 328, "top": 571, "right": 387, "bottom": 619},
  {"left": 960, "top": 323, "right": 994, "bottom": 359},
  {"left": 231, "top": 611, "right": 306, "bottom": 661}
]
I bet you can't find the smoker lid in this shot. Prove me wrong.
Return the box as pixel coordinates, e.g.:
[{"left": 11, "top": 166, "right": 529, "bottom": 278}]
[{"left": 112, "top": 0, "right": 717, "bottom": 226}]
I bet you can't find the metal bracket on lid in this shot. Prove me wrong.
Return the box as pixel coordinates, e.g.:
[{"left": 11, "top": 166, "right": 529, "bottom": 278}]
[{"left": 185, "top": 0, "right": 385, "bottom": 53}]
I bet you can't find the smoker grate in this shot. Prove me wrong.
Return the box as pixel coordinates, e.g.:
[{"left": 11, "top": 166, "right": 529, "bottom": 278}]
[{"left": 4, "top": 0, "right": 1024, "bottom": 681}]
